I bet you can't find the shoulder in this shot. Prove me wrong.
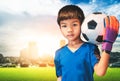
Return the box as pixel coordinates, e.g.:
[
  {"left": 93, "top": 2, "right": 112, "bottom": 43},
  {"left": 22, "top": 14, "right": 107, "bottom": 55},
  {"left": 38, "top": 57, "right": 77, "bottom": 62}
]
[
  {"left": 83, "top": 42, "right": 99, "bottom": 53},
  {"left": 55, "top": 45, "right": 67, "bottom": 56},
  {"left": 83, "top": 42, "right": 97, "bottom": 48},
  {"left": 85, "top": 42, "right": 100, "bottom": 59}
]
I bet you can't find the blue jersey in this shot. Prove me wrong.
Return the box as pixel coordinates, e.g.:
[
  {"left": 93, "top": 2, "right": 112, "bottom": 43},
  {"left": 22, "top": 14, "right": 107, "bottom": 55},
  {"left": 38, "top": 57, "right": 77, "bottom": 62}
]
[{"left": 54, "top": 42, "right": 100, "bottom": 81}]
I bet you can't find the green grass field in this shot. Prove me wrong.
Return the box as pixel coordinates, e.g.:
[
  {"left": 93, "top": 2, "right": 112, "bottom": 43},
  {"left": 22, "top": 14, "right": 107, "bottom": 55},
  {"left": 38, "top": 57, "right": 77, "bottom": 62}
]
[
  {"left": 94, "top": 68, "right": 120, "bottom": 81},
  {"left": 0, "top": 67, "right": 57, "bottom": 81},
  {"left": 0, "top": 67, "right": 120, "bottom": 81}
]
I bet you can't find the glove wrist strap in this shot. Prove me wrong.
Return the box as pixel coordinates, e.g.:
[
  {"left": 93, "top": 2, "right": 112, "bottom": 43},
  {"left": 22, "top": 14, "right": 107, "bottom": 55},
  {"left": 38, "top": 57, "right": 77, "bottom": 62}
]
[{"left": 102, "top": 41, "right": 113, "bottom": 54}]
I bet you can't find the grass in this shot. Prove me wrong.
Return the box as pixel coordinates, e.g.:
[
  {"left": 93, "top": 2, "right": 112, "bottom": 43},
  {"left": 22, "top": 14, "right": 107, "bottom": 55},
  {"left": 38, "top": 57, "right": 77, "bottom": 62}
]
[
  {"left": 94, "top": 68, "right": 120, "bottom": 81},
  {"left": 0, "top": 67, "right": 57, "bottom": 81},
  {"left": 0, "top": 67, "right": 120, "bottom": 81}
]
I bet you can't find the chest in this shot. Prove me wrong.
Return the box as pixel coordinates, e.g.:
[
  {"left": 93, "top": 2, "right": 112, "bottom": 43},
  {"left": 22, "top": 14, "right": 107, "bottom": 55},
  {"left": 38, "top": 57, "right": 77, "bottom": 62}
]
[{"left": 60, "top": 50, "right": 91, "bottom": 68}]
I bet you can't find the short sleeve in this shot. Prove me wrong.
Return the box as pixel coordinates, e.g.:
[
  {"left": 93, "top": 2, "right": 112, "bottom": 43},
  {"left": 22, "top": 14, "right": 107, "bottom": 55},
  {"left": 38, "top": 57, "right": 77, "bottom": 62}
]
[
  {"left": 90, "top": 45, "right": 101, "bottom": 68},
  {"left": 54, "top": 51, "right": 62, "bottom": 77}
]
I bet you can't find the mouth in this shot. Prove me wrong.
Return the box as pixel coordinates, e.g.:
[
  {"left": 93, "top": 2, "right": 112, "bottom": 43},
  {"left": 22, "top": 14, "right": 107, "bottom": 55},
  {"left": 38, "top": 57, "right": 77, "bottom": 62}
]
[{"left": 67, "top": 34, "right": 74, "bottom": 38}]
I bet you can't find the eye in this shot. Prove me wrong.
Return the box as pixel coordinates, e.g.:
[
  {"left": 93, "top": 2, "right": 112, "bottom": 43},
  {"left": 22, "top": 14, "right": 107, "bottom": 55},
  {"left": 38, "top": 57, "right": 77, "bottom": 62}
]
[
  {"left": 73, "top": 23, "right": 78, "bottom": 27},
  {"left": 61, "top": 25, "right": 67, "bottom": 28}
]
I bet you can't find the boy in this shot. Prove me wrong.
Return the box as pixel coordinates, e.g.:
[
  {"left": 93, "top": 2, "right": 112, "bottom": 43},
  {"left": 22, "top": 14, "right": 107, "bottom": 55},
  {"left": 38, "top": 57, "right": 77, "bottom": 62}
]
[{"left": 54, "top": 5, "right": 119, "bottom": 81}]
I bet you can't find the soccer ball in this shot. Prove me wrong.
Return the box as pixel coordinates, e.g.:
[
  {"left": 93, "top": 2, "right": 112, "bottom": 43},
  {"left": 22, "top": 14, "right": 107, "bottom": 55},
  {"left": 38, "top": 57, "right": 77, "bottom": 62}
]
[{"left": 81, "top": 12, "right": 107, "bottom": 45}]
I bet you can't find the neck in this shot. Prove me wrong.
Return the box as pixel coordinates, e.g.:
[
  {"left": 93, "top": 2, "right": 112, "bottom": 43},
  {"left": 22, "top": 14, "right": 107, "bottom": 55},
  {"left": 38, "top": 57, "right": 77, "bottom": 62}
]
[
  {"left": 68, "top": 39, "right": 83, "bottom": 48},
  {"left": 67, "top": 40, "right": 84, "bottom": 52}
]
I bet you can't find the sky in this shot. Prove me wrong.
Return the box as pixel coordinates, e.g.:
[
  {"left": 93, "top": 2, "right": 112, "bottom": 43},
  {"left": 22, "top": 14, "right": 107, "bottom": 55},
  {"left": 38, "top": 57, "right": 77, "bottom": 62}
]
[
  {"left": 0, "top": 0, "right": 120, "bottom": 57},
  {"left": 0, "top": 0, "right": 66, "bottom": 57}
]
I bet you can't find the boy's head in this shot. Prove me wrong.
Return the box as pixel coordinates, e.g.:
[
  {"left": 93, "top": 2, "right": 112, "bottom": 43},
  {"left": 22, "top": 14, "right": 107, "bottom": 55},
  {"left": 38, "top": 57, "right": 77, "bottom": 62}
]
[{"left": 57, "top": 5, "right": 85, "bottom": 26}]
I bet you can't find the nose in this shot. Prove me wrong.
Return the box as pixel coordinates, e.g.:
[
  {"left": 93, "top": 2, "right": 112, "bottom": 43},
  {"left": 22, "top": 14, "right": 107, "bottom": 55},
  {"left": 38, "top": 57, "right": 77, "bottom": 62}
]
[{"left": 67, "top": 26, "right": 73, "bottom": 32}]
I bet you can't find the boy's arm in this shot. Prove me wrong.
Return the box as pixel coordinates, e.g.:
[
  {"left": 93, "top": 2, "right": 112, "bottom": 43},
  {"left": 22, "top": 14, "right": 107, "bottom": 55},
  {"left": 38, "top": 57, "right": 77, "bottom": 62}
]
[
  {"left": 94, "top": 51, "right": 110, "bottom": 76},
  {"left": 57, "top": 76, "right": 62, "bottom": 81},
  {"left": 54, "top": 51, "right": 62, "bottom": 80},
  {"left": 94, "top": 16, "right": 119, "bottom": 76}
]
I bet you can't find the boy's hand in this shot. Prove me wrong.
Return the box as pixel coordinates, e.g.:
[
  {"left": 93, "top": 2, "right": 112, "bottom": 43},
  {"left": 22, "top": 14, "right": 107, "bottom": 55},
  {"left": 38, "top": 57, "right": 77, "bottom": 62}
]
[{"left": 102, "top": 16, "right": 119, "bottom": 53}]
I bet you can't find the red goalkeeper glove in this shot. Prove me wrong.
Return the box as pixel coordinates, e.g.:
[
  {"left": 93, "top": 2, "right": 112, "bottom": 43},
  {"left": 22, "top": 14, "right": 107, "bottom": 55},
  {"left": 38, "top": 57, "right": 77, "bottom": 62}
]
[{"left": 102, "top": 16, "right": 119, "bottom": 53}]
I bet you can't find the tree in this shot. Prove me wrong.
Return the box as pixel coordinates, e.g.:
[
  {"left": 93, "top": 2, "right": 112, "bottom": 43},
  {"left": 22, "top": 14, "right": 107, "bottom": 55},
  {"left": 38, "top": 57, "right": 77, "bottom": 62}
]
[{"left": 0, "top": 53, "right": 4, "bottom": 63}]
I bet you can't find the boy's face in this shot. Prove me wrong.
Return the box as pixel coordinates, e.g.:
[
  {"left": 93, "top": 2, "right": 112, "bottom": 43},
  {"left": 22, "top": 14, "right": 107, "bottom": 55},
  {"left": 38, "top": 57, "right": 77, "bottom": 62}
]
[{"left": 60, "top": 18, "right": 81, "bottom": 41}]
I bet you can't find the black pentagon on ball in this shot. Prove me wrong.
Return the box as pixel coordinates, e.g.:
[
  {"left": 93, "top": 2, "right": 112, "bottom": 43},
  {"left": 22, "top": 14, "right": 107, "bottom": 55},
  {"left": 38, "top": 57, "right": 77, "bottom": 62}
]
[
  {"left": 88, "top": 20, "right": 97, "bottom": 29},
  {"left": 96, "top": 35, "right": 103, "bottom": 42},
  {"left": 82, "top": 33, "right": 89, "bottom": 41},
  {"left": 93, "top": 12, "right": 102, "bottom": 14}
]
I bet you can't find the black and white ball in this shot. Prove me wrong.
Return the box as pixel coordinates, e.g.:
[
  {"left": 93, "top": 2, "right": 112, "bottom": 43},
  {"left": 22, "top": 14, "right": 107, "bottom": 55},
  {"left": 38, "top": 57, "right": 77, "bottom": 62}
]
[{"left": 81, "top": 12, "right": 107, "bottom": 45}]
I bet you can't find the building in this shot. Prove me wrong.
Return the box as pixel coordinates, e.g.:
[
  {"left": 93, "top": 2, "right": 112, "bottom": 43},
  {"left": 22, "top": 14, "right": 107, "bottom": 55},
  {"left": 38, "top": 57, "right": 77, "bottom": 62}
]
[
  {"left": 19, "top": 41, "right": 39, "bottom": 66},
  {"left": 28, "top": 41, "right": 39, "bottom": 60},
  {"left": 60, "top": 39, "right": 66, "bottom": 48}
]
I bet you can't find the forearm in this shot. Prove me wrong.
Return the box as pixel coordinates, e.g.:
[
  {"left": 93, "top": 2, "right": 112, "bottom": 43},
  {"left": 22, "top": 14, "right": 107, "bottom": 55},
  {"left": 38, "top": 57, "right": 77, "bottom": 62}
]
[{"left": 94, "top": 51, "right": 110, "bottom": 76}]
